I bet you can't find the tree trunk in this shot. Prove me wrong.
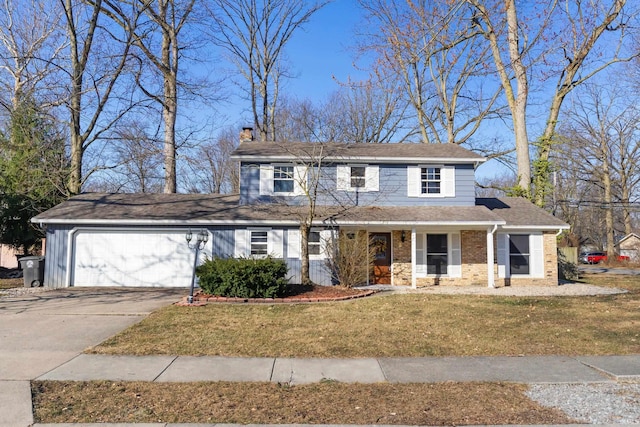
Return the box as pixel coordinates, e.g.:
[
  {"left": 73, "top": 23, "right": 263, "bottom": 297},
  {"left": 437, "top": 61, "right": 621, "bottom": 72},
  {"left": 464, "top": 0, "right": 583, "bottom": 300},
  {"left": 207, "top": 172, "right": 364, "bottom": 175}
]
[{"left": 300, "top": 223, "right": 311, "bottom": 285}]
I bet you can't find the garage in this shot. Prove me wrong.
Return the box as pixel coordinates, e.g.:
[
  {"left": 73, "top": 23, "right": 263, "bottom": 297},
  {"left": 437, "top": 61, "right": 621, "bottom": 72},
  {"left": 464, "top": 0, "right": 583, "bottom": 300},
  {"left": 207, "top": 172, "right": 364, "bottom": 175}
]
[{"left": 71, "top": 229, "right": 209, "bottom": 287}]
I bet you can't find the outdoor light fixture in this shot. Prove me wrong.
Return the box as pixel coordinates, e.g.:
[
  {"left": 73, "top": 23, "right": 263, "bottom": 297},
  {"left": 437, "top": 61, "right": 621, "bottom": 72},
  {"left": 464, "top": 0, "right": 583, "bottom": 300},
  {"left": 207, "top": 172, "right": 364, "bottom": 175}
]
[
  {"left": 401, "top": 230, "right": 406, "bottom": 243},
  {"left": 186, "top": 229, "right": 209, "bottom": 304}
]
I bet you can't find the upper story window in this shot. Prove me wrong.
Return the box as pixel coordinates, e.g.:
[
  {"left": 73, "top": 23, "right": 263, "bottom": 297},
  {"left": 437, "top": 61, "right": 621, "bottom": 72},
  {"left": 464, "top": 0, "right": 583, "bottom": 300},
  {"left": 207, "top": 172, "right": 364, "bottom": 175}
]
[
  {"left": 274, "top": 165, "right": 294, "bottom": 193},
  {"left": 337, "top": 165, "right": 379, "bottom": 192},
  {"left": 407, "top": 165, "right": 455, "bottom": 198},
  {"left": 421, "top": 167, "right": 441, "bottom": 194},
  {"left": 350, "top": 166, "right": 366, "bottom": 188},
  {"left": 259, "top": 164, "right": 306, "bottom": 196}
]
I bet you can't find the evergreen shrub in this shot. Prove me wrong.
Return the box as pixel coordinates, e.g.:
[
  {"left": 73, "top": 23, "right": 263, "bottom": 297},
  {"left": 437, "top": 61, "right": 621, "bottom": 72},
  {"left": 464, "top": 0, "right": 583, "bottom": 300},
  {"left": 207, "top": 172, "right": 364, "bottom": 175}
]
[{"left": 196, "top": 257, "right": 289, "bottom": 298}]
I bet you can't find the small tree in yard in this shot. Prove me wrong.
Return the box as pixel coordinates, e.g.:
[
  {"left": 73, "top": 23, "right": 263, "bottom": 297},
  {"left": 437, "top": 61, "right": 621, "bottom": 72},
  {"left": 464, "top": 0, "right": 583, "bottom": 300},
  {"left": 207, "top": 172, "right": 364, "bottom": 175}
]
[{"left": 325, "top": 230, "right": 376, "bottom": 288}]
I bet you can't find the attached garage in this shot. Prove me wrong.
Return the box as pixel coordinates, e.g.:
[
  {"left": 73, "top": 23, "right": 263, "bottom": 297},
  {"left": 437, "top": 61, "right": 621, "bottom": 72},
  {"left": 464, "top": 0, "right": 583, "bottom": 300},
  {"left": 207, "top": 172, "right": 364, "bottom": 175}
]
[{"left": 70, "top": 228, "right": 210, "bottom": 287}]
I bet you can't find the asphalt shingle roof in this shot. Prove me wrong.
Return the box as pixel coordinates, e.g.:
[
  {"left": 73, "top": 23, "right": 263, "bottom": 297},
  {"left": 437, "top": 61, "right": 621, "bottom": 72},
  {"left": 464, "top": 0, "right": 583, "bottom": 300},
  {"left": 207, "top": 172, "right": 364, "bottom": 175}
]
[
  {"left": 231, "top": 141, "right": 485, "bottom": 162},
  {"left": 33, "top": 193, "right": 567, "bottom": 230},
  {"left": 476, "top": 197, "right": 569, "bottom": 228}
]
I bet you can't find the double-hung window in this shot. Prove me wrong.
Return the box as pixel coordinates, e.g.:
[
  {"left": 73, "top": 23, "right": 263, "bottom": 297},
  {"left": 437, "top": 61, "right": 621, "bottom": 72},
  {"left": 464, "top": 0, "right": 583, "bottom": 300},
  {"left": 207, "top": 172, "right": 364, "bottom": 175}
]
[
  {"left": 350, "top": 166, "right": 366, "bottom": 188},
  {"left": 250, "top": 231, "right": 268, "bottom": 257},
  {"left": 509, "top": 235, "right": 530, "bottom": 275},
  {"left": 407, "top": 165, "right": 455, "bottom": 197},
  {"left": 426, "top": 234, "right": 448, "bottom": 275},
  {"left": 273, "top": 165, "right": 294, "bottom": 193},
  {"left": 337, "top": 165, "right": 379, "bottom": 192},
  {"left": 421, "top": 167, "right": 441, "bottom": 194},
  {"left": 308, "top": 230, "right": 321, "bottom": 255}
]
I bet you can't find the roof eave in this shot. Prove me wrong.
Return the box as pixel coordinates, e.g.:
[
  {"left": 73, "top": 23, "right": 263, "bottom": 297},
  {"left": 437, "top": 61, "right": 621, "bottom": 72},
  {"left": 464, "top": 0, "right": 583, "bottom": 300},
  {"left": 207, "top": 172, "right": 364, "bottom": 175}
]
[{"left": 231, "top": 155, "right": 487, "bottom": 164}]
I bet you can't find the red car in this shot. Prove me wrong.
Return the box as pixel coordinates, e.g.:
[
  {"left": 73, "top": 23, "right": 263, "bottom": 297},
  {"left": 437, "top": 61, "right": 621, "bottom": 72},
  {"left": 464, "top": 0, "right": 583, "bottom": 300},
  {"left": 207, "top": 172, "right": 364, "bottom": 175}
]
[{"left": 580, "top": 251, "right": 629, "bottom": 264}]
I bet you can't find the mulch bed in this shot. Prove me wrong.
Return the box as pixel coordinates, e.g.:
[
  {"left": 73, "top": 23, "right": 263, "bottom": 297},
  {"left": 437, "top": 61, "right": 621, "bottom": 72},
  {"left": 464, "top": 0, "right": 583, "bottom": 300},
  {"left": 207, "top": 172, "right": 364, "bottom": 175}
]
[{"left": 178, "top": 284, "right": 375, "bottom": 305}]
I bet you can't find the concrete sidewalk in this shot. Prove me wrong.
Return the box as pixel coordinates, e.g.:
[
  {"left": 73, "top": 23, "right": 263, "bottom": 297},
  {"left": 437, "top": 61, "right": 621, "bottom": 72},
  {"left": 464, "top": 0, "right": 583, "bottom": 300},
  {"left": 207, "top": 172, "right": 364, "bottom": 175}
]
[
  {"left": 26, "top": 354, "right": 640, "bottom": 427},
  {"left": 35, "top": 354, "right": 640, "bottom": 384}
]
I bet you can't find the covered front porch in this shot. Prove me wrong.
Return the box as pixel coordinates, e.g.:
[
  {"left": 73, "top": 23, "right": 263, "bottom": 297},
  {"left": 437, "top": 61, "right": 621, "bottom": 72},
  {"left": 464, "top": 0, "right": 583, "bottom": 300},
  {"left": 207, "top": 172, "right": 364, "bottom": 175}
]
[{"left": 333, "top": 225, "right": 563, "bottom": 288}]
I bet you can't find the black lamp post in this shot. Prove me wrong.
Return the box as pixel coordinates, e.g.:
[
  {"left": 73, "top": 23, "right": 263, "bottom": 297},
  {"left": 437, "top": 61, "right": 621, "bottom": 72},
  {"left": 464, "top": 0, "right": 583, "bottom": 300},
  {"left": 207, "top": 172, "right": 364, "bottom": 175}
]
[{"left": 186, "top": 229, "right": 208, "bottom": 304}]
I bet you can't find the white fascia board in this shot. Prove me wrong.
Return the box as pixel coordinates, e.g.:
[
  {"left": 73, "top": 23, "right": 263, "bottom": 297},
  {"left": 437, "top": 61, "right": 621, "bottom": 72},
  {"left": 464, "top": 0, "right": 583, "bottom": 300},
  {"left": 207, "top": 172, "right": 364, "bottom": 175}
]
[
  {"left": 32, "top": 218, "right": 301, "bottom": 226},
  {"left": 232, "top": 155, "right": 487, "bottom": 164},
  {"left": 35, "top": 217, "right": 505, "bottom": 228},
  {"left": 500, "top": 224, "right": 570, "bottom": 231},
  {"left": 327, "top": 220, "right": 505, "bottom": 227}
]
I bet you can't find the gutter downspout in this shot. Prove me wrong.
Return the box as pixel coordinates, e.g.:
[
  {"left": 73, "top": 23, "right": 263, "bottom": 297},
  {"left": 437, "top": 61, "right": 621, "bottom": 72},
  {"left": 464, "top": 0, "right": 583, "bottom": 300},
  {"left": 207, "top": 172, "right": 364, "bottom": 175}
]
[{"left": 487, "top": 224, "right": 498, "bottom": 288}]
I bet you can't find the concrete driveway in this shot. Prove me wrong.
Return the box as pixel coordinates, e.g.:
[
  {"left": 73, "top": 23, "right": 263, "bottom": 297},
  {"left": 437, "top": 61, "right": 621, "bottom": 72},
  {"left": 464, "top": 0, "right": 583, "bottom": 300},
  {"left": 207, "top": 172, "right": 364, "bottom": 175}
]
[{"left": 0, "top": 287, "right": 185, "bottom": 426}]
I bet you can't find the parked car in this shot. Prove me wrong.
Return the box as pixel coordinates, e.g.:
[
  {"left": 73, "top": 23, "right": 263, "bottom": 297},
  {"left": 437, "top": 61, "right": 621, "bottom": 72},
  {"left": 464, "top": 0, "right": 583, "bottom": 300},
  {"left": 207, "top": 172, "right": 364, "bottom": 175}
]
[{"left": 580, "top": 251, "right": 630, "bottom": 264}]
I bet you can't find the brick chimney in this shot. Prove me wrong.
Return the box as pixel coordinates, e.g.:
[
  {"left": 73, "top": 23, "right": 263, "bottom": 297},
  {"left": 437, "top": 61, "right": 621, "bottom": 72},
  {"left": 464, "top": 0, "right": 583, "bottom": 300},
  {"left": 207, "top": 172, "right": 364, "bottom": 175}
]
[{"left": 240, "top": 126, "right": 254, "bottom": 143}]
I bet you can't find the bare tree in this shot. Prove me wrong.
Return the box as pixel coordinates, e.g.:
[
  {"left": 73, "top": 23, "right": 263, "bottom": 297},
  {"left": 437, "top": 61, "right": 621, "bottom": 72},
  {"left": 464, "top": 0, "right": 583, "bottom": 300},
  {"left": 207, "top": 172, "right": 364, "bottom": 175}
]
[
  {"left": 183, "top": 126, "right": 240, "bottom": 194},
  {"left": 358, "top": 0, "right": 503, "bottom": 145},
  {"left": 468, "top": 0, "right": 638, "bottom": 203},
  {"left": 532, "top": 0, "right": 638, "bottom": 206},
  {"left": 0, "top": 0, "right": 65, "bottom": 116},
  {"left": 555, "top": 84, "right": 640, "bottom": 255},
  {"left": 110, "top": 120, "right": 164, "bottom": 193},
  {"left": 98, "top": 0, "right": 197, "bottom": 194},
  {"left": 61, "top": 0, "right": 137, "bottom": 194},
  {"left": 207, "top": 0, "right": 328, "bottom": 142}
]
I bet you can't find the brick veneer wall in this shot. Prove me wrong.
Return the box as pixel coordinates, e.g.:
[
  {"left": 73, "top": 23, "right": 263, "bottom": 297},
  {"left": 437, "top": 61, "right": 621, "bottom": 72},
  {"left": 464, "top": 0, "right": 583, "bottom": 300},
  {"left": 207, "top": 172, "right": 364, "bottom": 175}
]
[{"left": 390, "top": 229, "right": 559, "bottom": 287}]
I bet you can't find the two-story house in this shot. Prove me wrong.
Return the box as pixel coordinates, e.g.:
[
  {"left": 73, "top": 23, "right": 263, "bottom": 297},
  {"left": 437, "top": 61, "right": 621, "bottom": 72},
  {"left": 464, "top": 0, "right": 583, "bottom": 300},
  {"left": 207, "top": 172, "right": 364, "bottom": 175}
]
[{"left": 33, "top": 138, "right": 569, "bottom": 289}]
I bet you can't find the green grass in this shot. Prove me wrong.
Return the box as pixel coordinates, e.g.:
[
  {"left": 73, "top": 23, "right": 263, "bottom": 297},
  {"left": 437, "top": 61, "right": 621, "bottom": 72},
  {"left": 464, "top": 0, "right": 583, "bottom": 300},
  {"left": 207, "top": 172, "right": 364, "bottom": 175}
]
[{"left": 91, "top": 274, "right": 640, "bottom": 357}]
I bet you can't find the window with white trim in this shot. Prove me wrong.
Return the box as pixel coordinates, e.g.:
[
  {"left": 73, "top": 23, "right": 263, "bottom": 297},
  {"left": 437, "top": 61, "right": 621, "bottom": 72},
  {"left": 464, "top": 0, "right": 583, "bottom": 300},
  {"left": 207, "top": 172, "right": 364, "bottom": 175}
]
[
  {"left": 414, "top": 232, "right": 461, "bottom": 277},
  {"left": 337, "top": 165, "right": 379, "bottom": 192},
  {"left": 308, "top": 230, "right": 321, "bottom": 255},
  {"left": 509, "top": 234, "right": 530, "bottom": 275},
  {"left": 273, "top": 165, "right": 294, "bottom": 193},
  {"left": 350, "top": 166, "right": 366, "bottom": 188},
  {"left": 250, "top": 231, "right": 268, "bottom": 256},
  {"left": 496, "top": 232, "right": 544, "bottom": 278},
  {"left": 426, "top": 234, "right": 448, "bottom": 275},
  {"left": 421, "top": 167, "right": 441, "bottom": 194},
  {"left": 407, "top": 165, "right": 455, "bottom": 198}
]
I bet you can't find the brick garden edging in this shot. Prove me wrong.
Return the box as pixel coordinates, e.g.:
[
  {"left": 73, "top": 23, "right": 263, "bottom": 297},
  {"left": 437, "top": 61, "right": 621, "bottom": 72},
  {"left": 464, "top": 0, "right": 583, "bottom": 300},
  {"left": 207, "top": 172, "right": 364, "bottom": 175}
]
[{"left": 176, "top": 289, "right": 376, "bottom": 306}]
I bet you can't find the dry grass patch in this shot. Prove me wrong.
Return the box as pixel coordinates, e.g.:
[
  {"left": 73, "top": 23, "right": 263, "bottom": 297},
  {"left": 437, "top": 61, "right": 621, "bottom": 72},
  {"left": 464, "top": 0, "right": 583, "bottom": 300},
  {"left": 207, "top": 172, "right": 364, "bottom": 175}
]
[
  {"left": 32, "top": 380, "right": 575, "bottom": 425},
  {"left": 0, "top": 278, "right": 22, "bottom": 289},
  {"left": 91, "top": 274, "right": 640, "bottom": 357}
]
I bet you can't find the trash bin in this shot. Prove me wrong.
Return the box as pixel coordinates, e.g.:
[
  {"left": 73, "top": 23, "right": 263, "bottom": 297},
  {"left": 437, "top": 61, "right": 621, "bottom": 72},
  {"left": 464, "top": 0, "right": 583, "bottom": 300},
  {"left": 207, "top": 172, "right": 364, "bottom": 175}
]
[{"left": 19, "top": 256, "right": 45, "bottom": 287}]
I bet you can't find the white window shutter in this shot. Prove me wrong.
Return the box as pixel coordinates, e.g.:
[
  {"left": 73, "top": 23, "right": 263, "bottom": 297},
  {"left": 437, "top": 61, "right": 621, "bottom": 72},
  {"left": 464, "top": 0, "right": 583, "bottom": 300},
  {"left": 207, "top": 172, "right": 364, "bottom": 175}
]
[
  {"left": 442, "top": 166, "right": 456, "bottom": 197},
  {"left": 497, "top": 233, "right": 508, "bottom": 278},
  {"left": 287, "top": 229, "right": 301, "bottom": 258},
  {"left": 259, "top": 165, "right": 274, "bottom": 195},
  {"left": 415, "top": 233, "right": 426, "bottom": 275},
  {"left": 365, "top": 165, "right": 379, "bottom": 191},
  {"left": 407, "top": 166, "right": 420, "bottom": 197},
  {"left": 449, "top": 233, "right": 461, "bottom": 278},
  {"left": 270, "top": 230, "right": 284, "bottom": 258},
  {"left": 293, "top": 165, "right": 307, "bottom": 196},
  {"left": 234, "top": 229, "right": 249, "bottom": 258},
  {"left": 336, "top": 165, "right": 349, "bottom": 190},
  {"left": 530, "top": 233, "right": 544, "bottom": 278}
]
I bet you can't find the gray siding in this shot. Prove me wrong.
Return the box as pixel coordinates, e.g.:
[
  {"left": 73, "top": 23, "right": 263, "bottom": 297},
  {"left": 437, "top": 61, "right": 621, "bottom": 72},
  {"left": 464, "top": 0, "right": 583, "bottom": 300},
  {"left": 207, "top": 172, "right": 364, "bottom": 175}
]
[
  {"left": 240, "top": 162, "right": 476, "bottom": 206},
  {"left": 44, "top": 225, "right": 72, "bottom": 288}
]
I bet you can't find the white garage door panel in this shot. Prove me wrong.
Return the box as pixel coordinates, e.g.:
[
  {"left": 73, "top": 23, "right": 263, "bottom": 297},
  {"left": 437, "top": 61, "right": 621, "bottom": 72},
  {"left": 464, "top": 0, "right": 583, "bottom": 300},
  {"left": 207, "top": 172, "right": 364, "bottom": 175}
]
[{"left": 73, "top": 230, "right": 204, "bottom": 287}]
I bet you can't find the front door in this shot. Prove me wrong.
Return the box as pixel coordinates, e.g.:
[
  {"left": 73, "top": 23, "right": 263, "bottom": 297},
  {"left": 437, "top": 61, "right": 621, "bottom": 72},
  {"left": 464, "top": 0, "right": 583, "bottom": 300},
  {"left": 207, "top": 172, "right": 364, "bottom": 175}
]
[{"left": 370, "top": 232, "right": 391, "bottom": 284}]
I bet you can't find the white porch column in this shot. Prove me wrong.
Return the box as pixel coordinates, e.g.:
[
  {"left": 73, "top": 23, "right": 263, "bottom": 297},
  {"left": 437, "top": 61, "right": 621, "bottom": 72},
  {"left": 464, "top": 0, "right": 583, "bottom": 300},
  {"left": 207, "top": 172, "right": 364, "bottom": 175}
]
[
  {"left": 486, "top": 226, "right": 496, "bottom": 288},
  {"left": 411, "top": 228, "right": 417, "bottom": 289}
]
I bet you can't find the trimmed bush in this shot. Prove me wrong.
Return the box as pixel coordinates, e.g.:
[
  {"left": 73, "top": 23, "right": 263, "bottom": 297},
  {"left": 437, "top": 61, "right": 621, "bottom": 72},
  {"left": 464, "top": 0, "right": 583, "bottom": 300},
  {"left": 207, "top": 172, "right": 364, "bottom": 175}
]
[{"left": 196, "top": 257, "right": 289, "bottom": 298}]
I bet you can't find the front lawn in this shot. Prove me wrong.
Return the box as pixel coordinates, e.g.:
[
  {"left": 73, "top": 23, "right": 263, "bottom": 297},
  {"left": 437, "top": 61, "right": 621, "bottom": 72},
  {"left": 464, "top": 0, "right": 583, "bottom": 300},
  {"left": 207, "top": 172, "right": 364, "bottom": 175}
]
[{"left": 91, "top": 274, "right": 640, "bottom": 357}]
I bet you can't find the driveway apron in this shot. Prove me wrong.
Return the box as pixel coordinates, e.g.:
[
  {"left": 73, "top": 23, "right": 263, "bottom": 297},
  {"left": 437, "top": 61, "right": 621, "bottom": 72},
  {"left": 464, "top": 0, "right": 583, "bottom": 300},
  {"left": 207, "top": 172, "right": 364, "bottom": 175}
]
[{"left": 0, "top": 287, "right": 184, "bottom": 426}]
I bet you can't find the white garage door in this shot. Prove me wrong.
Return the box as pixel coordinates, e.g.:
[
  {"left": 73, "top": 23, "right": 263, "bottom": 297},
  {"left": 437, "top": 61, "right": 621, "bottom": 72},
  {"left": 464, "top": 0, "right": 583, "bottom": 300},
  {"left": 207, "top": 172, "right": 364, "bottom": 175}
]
[{"left": 72, "top": 229, "right": 209, "bottom": 287}]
